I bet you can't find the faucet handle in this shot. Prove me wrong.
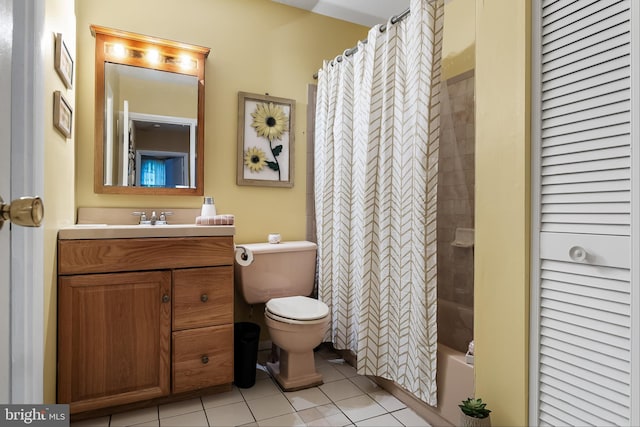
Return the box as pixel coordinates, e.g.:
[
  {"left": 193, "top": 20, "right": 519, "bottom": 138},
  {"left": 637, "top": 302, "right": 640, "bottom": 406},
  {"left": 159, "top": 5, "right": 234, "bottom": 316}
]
[
  {"left": 132, "top": 211, "right": 148, "bottom": 223},
  {"left": 160, "top": 211, "right": 173, "bottom": 221}
]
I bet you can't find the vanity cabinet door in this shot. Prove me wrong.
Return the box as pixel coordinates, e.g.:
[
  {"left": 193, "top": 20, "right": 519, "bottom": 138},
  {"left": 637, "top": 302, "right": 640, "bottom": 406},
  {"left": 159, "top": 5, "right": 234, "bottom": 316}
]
[
  {"left": 172, "top": 266, "right": 233, "bottom": 330},
  {"left": 57, "top": 271, "right": 172, "bottom": 414}
]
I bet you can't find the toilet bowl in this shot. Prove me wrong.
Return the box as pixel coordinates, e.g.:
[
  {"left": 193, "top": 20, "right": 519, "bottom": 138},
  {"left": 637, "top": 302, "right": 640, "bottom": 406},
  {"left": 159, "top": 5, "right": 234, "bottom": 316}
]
[
  {"left": 264, "top": 296, "right": 329, "bottom": 390},
  {"left": 234, "top": 241, "right": 330, "bottom": 391}
]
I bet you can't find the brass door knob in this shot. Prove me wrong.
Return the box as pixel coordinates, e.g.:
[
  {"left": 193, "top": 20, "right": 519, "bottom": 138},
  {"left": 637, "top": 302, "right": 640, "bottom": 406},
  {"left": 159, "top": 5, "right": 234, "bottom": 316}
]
[
  {"left": 200, "top": 294, "right": 208, "bottom": 303},
  {"left": 0, "top": 196, "right": 44, "bottom": 229}
]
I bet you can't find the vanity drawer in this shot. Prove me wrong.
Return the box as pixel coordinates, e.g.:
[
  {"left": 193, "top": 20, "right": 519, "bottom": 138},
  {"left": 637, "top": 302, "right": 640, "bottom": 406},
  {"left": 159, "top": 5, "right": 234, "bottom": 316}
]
[
  {"left": 58, "top": 236, "right": 234, "bottom": 275},
  {"left": 172, "top": 324, "right": 233, "bottom": 394},
  {"left": 172, "top": 266, "right": 233, "bottom": 331}
]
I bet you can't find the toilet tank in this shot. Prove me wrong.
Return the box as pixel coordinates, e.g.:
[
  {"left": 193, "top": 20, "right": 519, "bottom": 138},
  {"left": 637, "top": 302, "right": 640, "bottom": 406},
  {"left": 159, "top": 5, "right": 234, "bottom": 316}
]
[{"left": 235, "top": 241, "right": 317, "bottom": 305}]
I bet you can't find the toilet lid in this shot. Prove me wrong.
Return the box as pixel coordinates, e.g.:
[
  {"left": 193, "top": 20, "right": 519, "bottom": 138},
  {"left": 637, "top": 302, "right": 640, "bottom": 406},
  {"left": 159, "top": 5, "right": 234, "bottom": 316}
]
[{"left": 266, "top": 296, "right": 329, "bottom": 321}]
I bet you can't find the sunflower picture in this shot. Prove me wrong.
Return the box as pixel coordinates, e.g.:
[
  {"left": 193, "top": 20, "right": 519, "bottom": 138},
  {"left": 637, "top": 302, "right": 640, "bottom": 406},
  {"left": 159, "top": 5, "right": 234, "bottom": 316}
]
[{"left": 238, "top": 92, "right": 295, "bottom": 188}]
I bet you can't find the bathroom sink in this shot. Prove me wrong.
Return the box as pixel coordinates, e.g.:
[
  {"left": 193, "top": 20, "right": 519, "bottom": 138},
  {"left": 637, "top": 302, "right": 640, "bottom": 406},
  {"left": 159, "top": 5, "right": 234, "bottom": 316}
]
[{"left": 58, "top": 223, "right": 235, "bottom": 240}]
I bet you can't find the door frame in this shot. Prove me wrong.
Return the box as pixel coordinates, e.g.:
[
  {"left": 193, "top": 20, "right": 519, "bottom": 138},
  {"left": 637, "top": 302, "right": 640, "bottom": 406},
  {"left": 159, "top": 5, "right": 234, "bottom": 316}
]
[{"left": 10, "top": 0, "right": 45, "bottom": 404}]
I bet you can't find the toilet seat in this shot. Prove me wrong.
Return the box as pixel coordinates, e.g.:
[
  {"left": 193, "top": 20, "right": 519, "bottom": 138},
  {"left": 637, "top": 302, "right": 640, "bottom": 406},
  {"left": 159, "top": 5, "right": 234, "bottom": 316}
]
[{"left": 266, "top": 296, "right": 329, "bottom": 322}]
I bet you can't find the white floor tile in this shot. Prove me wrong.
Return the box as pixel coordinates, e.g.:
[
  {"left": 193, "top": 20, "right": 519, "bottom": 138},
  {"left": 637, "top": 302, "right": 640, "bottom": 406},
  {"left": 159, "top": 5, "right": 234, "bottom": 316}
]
[
  {"left": 368, "top": 389, "right": 406, "bottom": 412},
  {"left": 256, "top": 412, "right": 306, "bottom": 426},
  {"left": 158, "top": 410, "right": 208, "bottom": 427},
  {"left": 131, "top": 421, "right": 159, "bottom": 427},
  {"left": 317, "top": 364, "right": 347, "bottom": 383},
  {"left": 202, "top": 387, "right": 245, "bottom": 408},
  {"left": 110, "top": 406, "right": 158, "bottom": 426},
  {"left": 239, "top": 378, "right": 281, "bottom": 401},
  {"left": 305, "top": 412, "right": 352, "bottom": 427},
  {"left": 71, "top": 416, "right": 111, "bottom": 427},
  {"left": 349, "top": 375, "right": 382, "bottom": 394},
  {"left": 206, "top": 401, "right": 255, "bottom": 427},
  {"left": 333, "top": 363, "right": 358, "bottom": 378},
  {"left": 297, "top": 403, "right": 343, "bottom": 423},
  {"left": 131, "top": 420, "right": 160, "bottom": 427},
  {"left": 319, "top": 378, "right": 365, "bottom": 402},
  {"left": 334, "top": 394, "right": 386, "bottom": 423},
  {"left": 245, "top": 393, "right": 296, "bottom": 421},
  {"left": 158, "top": 398, "right": 203, "bottom": 419},
  {"left": 284, "top": 387, "right": 331, "bottom": 411},
  {"left": 391, "top": 407, "right": 432, "bottom": 427},
  {"left": 355, "top": 413, "right": 404, "bottom": 426}
]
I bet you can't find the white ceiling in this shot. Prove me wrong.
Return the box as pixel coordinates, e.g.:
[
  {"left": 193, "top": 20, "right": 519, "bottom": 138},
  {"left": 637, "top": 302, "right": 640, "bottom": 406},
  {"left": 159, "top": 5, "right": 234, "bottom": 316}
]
[{"left": 272, "top": 0, "right": 411, "bottom": 28}]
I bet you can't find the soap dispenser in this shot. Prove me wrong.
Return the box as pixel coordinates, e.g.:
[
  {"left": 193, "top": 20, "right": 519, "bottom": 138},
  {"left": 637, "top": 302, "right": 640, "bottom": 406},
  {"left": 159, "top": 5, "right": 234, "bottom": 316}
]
[{"left": 201, "top": 196, "right": 216, "bottom": 217}]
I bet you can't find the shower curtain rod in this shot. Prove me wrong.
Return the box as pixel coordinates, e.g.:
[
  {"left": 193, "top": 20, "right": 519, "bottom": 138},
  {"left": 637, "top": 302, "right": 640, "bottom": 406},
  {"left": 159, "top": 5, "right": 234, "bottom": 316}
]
[{"left": 312, "top": 7, "right": 410, "bottom": 79}]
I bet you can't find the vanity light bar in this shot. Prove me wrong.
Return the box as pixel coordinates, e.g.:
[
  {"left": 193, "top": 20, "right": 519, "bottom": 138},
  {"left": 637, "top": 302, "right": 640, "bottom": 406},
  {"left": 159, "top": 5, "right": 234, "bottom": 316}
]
[{"left": 104, "top": 42, "right": 198, "bottom": 70}]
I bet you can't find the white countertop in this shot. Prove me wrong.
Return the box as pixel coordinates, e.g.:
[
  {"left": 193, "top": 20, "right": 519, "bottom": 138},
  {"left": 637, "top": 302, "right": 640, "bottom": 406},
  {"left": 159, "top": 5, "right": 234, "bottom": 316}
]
[{"left": 58, "top": 224, "right": 235, "bottom": 240}]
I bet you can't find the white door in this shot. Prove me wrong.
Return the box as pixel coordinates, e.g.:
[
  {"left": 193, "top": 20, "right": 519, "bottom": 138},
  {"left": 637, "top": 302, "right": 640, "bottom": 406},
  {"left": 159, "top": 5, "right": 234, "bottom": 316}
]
[
  {"left": 0, "top": 0, "right": 45, "bottom": 404},
  {"left": 531, "top": 0, "right": 639, "bottom": 425}
]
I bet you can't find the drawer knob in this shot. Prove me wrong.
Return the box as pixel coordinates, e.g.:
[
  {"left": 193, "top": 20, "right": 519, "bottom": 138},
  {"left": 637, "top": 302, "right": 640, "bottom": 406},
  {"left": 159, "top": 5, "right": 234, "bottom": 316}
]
[
  {"left": 200, "top": 294, "right": 208, "bottom": 303},
  {"left": 201, "top": 355, "right": 209, "bottom": 364},
  {"left": 162, "top": 294, "right": 170, "bottom": 303}
]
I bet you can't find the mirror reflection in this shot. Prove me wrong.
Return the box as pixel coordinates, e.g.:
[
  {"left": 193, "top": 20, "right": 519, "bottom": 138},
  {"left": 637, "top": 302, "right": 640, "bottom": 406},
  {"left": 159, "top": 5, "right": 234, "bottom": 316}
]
[
  {"left": 91, "top": 25, "right": 210, "bottom": 195},
  {"left": 103, "top": 63, "right": 198, "bottom": 188}
]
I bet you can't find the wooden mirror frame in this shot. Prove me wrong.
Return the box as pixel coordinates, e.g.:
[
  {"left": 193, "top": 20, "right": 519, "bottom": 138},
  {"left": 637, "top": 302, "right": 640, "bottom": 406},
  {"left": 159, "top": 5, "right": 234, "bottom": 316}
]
[{"left": 91, "top": 25, "right": 210, "bottom": 195}]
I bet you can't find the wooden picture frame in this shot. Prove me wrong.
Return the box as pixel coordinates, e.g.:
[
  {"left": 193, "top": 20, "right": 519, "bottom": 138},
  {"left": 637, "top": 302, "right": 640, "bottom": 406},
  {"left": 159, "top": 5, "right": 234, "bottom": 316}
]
[
  {"left": 54, "top": 33, "right": 74, "bottom": 89},
  {"left": 237, "top": 92, "right": 295, "bottom": 187},
  {"left": 53, "top": 91, "right": 73, "bottom": 138}
]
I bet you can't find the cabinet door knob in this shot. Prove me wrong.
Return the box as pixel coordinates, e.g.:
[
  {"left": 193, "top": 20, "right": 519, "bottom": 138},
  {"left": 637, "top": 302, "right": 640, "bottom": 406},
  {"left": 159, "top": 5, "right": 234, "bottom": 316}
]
[
  {"left": 162, "top": 294, "right": 170, "bottom": 303},
  {"left": 201, "top": 355, "right": 209, "bottom": 364},
  {"left": 200, "top": 294, "right": 208, "bottom": 303}
]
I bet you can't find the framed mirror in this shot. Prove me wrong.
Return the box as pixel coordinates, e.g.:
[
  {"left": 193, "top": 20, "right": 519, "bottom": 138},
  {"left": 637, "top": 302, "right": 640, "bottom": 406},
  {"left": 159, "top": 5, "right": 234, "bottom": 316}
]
[{"left": 91, "top": 25, "right": 210, "bottom": 195}]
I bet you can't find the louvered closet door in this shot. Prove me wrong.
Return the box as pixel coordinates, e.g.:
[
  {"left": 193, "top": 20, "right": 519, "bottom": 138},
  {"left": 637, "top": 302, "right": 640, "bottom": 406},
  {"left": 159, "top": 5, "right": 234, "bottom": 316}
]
[{"left": 532, "top": 1, "right": 637, "bottom": 426}]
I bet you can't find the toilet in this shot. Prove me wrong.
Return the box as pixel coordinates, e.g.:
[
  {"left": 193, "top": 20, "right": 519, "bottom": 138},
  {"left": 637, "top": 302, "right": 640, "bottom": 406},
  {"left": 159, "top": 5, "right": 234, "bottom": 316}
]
[{"left": 234, "top": 241, "right": 330, "bottom": 391}]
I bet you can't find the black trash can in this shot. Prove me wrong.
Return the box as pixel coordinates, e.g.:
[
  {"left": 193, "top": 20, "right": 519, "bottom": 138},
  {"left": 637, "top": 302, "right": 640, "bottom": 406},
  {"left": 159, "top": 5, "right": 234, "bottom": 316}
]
[{"left": 234, "top": 322, "right": 261, "bottom": 388}]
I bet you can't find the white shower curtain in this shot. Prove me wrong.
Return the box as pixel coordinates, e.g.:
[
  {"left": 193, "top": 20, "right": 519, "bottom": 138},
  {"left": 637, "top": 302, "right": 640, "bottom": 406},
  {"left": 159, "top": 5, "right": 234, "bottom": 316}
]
[{"left": 314, "top": 0, "right": 443, "bottom": 405}]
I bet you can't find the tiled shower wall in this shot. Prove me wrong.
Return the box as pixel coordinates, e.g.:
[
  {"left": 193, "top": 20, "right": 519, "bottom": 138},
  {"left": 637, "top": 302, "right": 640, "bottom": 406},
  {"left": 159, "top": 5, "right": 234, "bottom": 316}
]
[{"left": 437, "top": 70, "right": 475, "bottom": 353}]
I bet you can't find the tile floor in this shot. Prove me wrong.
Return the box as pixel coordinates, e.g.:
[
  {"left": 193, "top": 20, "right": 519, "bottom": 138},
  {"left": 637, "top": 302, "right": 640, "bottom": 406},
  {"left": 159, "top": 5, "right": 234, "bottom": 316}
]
[{"left": 70, "top": 347, "right": 432, "bottom": 427}]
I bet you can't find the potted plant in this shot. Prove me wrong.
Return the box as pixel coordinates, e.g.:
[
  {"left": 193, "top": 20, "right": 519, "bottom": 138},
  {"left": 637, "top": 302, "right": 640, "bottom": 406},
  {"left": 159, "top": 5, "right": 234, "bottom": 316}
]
[{"left": 459, "top": 397, "right": 492, "bottom": 427}]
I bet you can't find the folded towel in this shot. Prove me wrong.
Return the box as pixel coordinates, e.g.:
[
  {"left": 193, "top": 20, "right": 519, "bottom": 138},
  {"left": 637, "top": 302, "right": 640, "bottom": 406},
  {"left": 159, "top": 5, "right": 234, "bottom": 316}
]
[{"left": 196, "top": 214, "right": 235, "bottom": 226}]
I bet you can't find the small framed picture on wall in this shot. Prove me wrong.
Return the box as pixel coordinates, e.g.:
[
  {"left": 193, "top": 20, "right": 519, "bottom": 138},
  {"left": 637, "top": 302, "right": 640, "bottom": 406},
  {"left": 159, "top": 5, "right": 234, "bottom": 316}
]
[
  {"left": 54, "top": 33, "right": 74, "bottom": 89},
  {"left": 53, "top": 90, "right": 73, "bottom": 138}
]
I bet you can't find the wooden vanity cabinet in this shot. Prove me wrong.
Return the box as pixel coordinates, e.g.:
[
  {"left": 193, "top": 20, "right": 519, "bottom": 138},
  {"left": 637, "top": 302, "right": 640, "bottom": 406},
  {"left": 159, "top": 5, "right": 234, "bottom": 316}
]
[{"left": 57, "top": 236, "right": 234, "bottom": 415}]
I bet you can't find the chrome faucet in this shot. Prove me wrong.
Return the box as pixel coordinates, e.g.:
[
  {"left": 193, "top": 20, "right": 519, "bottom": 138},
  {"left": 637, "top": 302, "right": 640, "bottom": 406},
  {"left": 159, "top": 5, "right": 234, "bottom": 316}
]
[{"left": 132, "top": 210, "right": 172, "bottom": 225}]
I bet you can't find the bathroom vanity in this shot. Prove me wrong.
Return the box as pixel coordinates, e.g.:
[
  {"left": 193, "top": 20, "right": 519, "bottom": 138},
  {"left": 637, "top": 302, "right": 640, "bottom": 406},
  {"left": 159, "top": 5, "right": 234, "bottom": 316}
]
[{"left": 57, "top": 222, "right": 235, "bottom": 415}]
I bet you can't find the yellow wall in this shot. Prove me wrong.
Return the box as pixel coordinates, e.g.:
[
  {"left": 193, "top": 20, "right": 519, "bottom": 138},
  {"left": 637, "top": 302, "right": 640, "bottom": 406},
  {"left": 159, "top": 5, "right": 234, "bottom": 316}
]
[
  {"left": 442, "top": 0, "right": 475, "bottom": 80},
  {"left": 74, "top": 0, "right": 369, "bottom": 245},
  {"left": 474, "top": 1, "right": 530, "bottom": 425},
  {"left": 43, "top": 0, "right": 77, "bottom": 403}
]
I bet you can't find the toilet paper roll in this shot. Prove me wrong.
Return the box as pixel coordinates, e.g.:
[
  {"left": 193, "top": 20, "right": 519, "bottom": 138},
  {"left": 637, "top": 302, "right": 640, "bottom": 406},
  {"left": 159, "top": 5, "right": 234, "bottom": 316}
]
[{"left": 235, "top": 246, "right": 254, "bottom": 266}]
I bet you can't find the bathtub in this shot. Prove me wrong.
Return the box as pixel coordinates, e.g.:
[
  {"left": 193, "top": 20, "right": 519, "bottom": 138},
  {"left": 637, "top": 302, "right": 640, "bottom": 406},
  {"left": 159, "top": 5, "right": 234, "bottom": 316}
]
[{"left": 373, "top": 343, "right": 474, "bottom": 426}]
